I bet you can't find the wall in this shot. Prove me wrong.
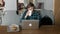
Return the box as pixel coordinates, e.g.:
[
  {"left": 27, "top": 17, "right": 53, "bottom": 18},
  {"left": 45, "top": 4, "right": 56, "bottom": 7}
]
[
  {"left": 4, "top": 0, "right": 17, "bottom": 10},
  {"left": 44, "top": 0, "right": 54, "bottom": 10},
  {"left": 37, "top": 0, "right": 44, "bottom": 2},
  {"left": 1, "top": 10, "right": 20, "bottom": 25},
  {"left": 40, "top": 10, "right": 54, "bottom": 24},
  {"left": 1, "top": 0, "right": 19, "bottom": 25},
  {"left": 37, "top": 0, "right": 54, "bottom": 24},
  {"left": 37, "top": 0, "right": 54, "bottom": 10},
  {"left": 24, "top": 0, "right": 29, "bottom": 7}
]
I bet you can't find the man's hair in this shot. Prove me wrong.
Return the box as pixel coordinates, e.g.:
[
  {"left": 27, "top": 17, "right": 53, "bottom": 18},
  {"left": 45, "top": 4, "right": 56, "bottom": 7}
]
[{"left": 27, "top": 2, "right": 35, "bottom": 9}]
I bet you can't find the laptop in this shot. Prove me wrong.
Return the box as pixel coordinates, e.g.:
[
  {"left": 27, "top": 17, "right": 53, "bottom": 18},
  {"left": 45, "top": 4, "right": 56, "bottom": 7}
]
[{"left": 21, "top": 20, "right": 39, "bottom": 30}]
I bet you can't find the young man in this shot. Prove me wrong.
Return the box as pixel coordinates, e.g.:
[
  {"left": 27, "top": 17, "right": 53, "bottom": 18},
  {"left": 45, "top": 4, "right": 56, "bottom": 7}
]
[{"left": 22, "top": 2, "right": 41, "bottom": 20}]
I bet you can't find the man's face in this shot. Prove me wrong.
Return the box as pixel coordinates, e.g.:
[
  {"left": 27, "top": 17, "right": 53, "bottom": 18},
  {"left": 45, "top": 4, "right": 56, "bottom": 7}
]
[{"left": 28, "top": 7, "right": 34, "bottom": 11}]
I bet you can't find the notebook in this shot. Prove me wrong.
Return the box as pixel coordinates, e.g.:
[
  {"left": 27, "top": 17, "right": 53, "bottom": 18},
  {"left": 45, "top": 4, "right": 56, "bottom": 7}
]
[{"left": 21, "top": 20, "right": 39, "bottom": 29}]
